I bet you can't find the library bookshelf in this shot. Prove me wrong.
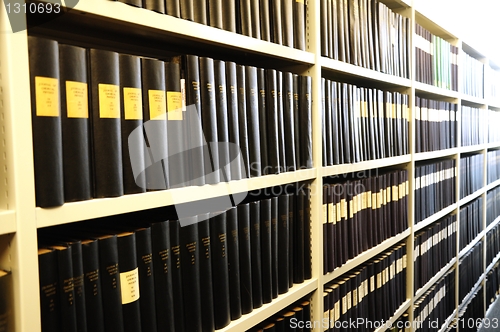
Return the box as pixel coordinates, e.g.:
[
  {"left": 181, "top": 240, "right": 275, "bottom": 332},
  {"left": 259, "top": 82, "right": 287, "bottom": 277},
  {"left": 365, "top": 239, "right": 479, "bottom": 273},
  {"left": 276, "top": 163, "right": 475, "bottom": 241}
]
[{"left": 1, "top": 0, "right": 500, "bottom": 331}]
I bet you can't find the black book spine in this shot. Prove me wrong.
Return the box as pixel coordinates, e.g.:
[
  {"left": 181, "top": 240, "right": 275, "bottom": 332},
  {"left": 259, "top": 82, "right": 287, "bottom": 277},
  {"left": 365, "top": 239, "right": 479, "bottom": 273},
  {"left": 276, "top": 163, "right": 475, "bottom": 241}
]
[
  {"left": 266, "top": 69, "right": 281, "bottom": 174},
  {"left": 97, "top": 235, "right": 124, "bottom": 332},
  {"left": 141, "top": 58, "right": 169, "bottom": 190},
  {"left": 270, "top": 196, "right": 279, "bottom": 297},
  {"left": 222, "top": 0, "right": 236, "bottom": 32},
  {"left": 183, "top": 55, "right": 205, "bottom": 186},
  {"left": 288, "top": 191, "right": 295, "bottom": 287},
  {"left": 116, "top": 233, "right": 142, "bottom": 332},
  {"left": 270, "top": 0, "right": 283, "bottom": 44},
  {"left": 292, "top": 74, "right": 301, "bottom": 169},
  {"left": 54, "top": 246, "right": 78, "bottom": 332},
  {"left": 276, "top": 71, "right": 287, "bottom": 172},
  {"left": 143, "top": 0, "right": 164, "bottom": 13},
  {"left": 282, "top": 0, "right": 293, "bottom": 47},
  {"left": 210, "top": 212, "right": 231, "bottom": 329},
  {"left": 38, "top": 249, "right": 60, "bottom": 332},
  {"left": 225, "top": 62, "right": 242, "bottom": 181},
  {"left": 260, "top": 0, "right": 271, "bottom": 41},
  {"left": 179, "top": 217, "right": 203, "bottom": 332},
  {"left": 166, "top": 0, "right": 180, "bottom": 17},
  {"left": 257, "top": 68, "right": 269, "bottom": 175},
  {"left": 81, "top": 239, "right": 105, "bottom": 332},
  {"left": 180, "top": 0, "right": 194, "bottom": 20},
  {"left": 119, "top": 54, "right": 146, "bottom": 195},
  {"left": 293, "top": 0, "right": 306, "bottom": 50},
  {"left": 150, "top": 221, "right": 176, "bottom": 331},
  {"left": 239, "top": 0, "right": 252, "bottom": 36},
  {"left": 260, "top": 198, "right": 273, "bottom": 303},
  {"left": 193, "top": 0, "right": 207, "bottom": 24},
  {"left": 277, "top": 194, "right": 290, "bottom": 294},
  {"left": 299, "top": 76, "right": 312, "bottom": 168},
  {"left": 200, "top": 57, "right": 221, "bottom": 184},
  {"left": 246, "top": 66, "right": 262, "bottom": 177},
  {"left": 238, "top": 203, "right": 253, "bottom": 313},
  {"left": 303, "top": 185, "right": 312, "bottom": 279},
  {"left": 197, "top": 215, "right": 215, "bottom": 332},
  {"left": 134, "top": 227, "right": 157, "bottom": 332},
  {"left": 226, "top": 207, "right": 242, "bottom": 320},
  {"left": 28, "top": 36, "right": 64, "bottom": 207},
  {"left": 214, "top": 60, "right": 231, "bottom": 182},
  {"left": 89, "top": 48, "right": 124, "bottom": 198},
  {"left": 282, "top": 72, "right": 296, "bottom": 171},
  {"left": 165, "top": 60, "right": 188, "bottom": 188},
  {"left": 208, "top": 0, "right": 223, "bottom": 28},
  {"left": 237, "top": 65, "right": 251, "bottom": 177},
  {"left": 250, "top": 201, "right": 263, "bottom": 308},
  {"left": 59, "top": 43, "right": 92, "bottom": 202},
  {"left": 69, "top": 241, "right": 87, "bottom": 332}
]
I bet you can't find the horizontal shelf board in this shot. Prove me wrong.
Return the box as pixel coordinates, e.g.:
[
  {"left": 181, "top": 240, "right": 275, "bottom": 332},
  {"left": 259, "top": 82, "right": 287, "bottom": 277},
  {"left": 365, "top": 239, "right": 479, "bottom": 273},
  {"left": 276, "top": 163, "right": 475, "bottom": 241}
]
[
  {"left": 414, "top": 148, "right": 459, "bottom": 161},
  {"left": 458, "top": 273, "right": 486, "bottom": 312},
  {"left": 322, "top": 155, "right": 411, "bottom": 177},
  {"left": 413, "top": 10, "right": 459, "bottom": 41},
  {"left": 486, "top": 142, "right": 500, "bottom": 150},
  {"left": 0, "top": 210, "right": 16, "bottom": 235},
  {"left": 458, "top": 188, "right": 485, "bottom": 207},
  {"left": 320, "top": 57, "right": 412, "bottom": 88},
  {"left": 459, "top": 144, "right": 487, "bottom": 154},
  {"left": 36, "top": 169, "right": 316, "bottom": 228},
  {"left": 461, "top": 94, "right": 486, "bottom": 107},
  {"left": 458, "top": 231, "right": 485, "bottom": 260},
  {"left": 485, "top": 252, "right": 500, "bottom": 277},
  {"left": 49, "top": 1, "right": 315, "bottom": 65},
  {"left": 323, "top": 229, "right": 410, "bottom": 284},
  {"left": 485, "top": 178, "right": 500, "bottom": 192},
  {"left": 414, "top": 81, "right": 460, "bottom": 100},
  {"left": 485, "top": 215, "right": 500, "bottom": 234},
  {"left": 415, "top": 257, "right": 457, "bottom": 299},
  {"left": 414, "top": 204, "right": 457, "bottom": 232},
  {"left": 375, "top": 299, "right": 411, "bottom": 332},
  {"left": 219, "top": 279, "right": 317, "bottom": 332},
  {"left": 488, "top": 102, "right": 500, "bottom": 110}
]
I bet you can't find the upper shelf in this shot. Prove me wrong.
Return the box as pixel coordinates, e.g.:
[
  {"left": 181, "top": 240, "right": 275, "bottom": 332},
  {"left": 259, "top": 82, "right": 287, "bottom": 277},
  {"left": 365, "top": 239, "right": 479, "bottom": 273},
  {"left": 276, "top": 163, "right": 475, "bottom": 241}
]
[
  {"left": 28, "top": 0, "right": 315, "bottom": 67},
  {"left": 322, "top": 155, "right": 411, "bottom": 177},
  {"left": 414, "top": 82, "right": 460, "bottom": 100},
  {"left": 321, "top": 57, "right": 412, "bottom": 89},
  {"left": 36, "top": 168, "right": 317, "bottom": 228}
]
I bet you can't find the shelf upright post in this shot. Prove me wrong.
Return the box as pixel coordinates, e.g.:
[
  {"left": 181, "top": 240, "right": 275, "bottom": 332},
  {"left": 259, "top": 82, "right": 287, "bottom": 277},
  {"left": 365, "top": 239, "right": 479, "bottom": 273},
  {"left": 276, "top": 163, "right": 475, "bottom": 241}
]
[{"left": 0, "top": 6, "right": 41, "bottom": 332}]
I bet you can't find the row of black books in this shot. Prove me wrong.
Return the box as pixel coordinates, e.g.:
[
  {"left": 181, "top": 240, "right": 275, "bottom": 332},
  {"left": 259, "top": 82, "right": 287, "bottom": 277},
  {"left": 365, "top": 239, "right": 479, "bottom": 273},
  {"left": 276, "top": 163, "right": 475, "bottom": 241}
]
[
  {"left": 415, "top": 97, "right": 457, "bottom": 153},
  {"left": 461, "top": 106, "right": 486, "bottom": 147},
  {"left": 487, "top": 150, "right": 500, "bottom": 184},
  {"left": 415, "top": 23, "right": 458, "bottom": 91},
  {"left": 458, "top": 285, "right": 485, "bottom": 332},
  {"left": 322, "top": 78, "right": 409, "bottom": 166},
  {"left": 414, "top": 159, "right": 456, "bottom": 224},
  {"left": 413, "top": 268, "right": 455, "bottom": 332},
  {"left": 486, "top": 261, "right": 500, "bottom": 310},
  {"left": 37, "top": 187, "right": 312, "bottom": 332},
  {"left": 487, "top": 186, "right": 500, "bottom": 227},
  {"left": 115, "top": 0, "right": 306, "bottom": 50},
  {"left": 322, "top": 169, "right": 409, "bottom": 273},
  {"left": 459, "top": 197, "right": 483, "bottom": 252},
  {"left": 486, "top": 222, "right": 500, "bottom": 267},
  {"left": 489, "top": 110, "right": 500, "bottom": 144},
  {"left": 462, "top": 52, "right": 484, "bottom": 99},
  {"left": 414, "top": 214, "right": 456, "bottom": 292},
  {"left": 28, "top": 36, "right": 313, "bottom": 208},
  {"left": 458, "top": 241, "right": 483, "bottom": 304},
  {"left": 324, "top": 243, "right": 407, "bottom": 332},
  {"left": 320, "top": 0, "right": 410, "bottom": 78},
  {"left": 459, "top": 154, "right": 484, "bottom": 199},
  {"left": 246, "top": 297, "right": 311, "bottom": 332}
]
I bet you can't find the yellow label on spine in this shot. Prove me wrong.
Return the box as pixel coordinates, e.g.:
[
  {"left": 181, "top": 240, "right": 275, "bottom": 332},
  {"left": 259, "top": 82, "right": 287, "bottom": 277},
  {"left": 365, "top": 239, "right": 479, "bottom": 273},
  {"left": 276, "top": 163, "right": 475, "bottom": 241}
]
[
  {"left": 148, "top": 89, "right": 166, "bottom": 120},
  {"left": 35, "top": 76, "right": 59, "bottom": 117},
  {"left": 98, "top": 83, "right": 120, "bottom": 118},
  {"left": 120, "top": 268, "right": 140, "bottom": 304},
  {"left": 66, "top": 81, "right": 88, "bottom": 118},
  {"left": 167, "top": 91, "right": 183, "bottom": 120},
  {"left": 296, "top": 0, "right": 304, "bottom": 3},
  {"left": 123, "top": 87, "right": 142, "bottom": 120}
]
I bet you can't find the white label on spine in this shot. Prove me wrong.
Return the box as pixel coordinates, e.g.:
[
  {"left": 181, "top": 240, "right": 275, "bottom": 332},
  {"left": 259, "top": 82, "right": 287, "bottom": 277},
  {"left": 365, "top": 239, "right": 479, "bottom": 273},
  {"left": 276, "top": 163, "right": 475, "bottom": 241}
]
[{"left": 120, "top": 268, "right": 140, "bottom": 304}]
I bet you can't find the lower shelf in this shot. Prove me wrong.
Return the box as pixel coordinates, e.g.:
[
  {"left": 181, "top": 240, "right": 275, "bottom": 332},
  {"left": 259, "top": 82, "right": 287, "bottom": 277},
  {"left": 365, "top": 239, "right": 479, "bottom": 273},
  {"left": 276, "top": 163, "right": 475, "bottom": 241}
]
[
  {"left": 0, "top": 210, "right": 15, "bottom": 235},
  {"left": 375, "top": 299, "right": 411, "bottom": 332},
  {"left": 218, "top": 278, "right": 317, "bottom": 332}
]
